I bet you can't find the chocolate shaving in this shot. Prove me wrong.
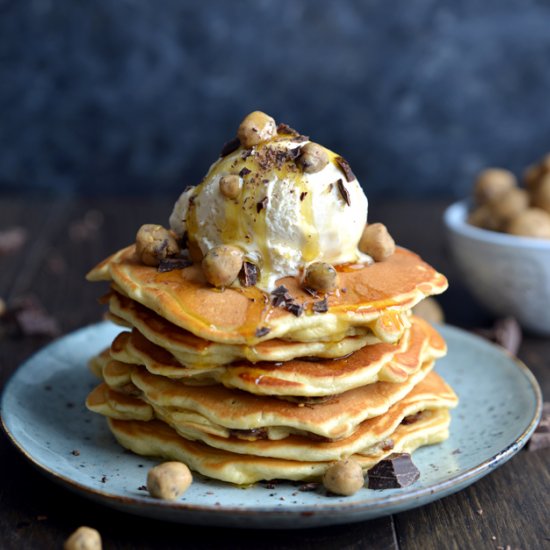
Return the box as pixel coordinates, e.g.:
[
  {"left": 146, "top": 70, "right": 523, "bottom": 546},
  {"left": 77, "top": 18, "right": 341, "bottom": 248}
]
[
  {"left": 277, "top": 123, "right": 300, "bottom": 136},
  {"left": 241, "top": 149, "right": 253, "bottom": 159},
  {"left": 239, "top": 262, "right": 259, "bottom": 287},
  {"left": 367, "top": 453, "right": 420, "bottom": 489},
  {"left": 157, "top": 257, "right": 192, "bottom": 273},
  {"left": 255, "top": 326, "right": 270, "bottom": 338},
  {"left": 335, "top": 156, "right": 356, "bottom": 182},
  {"left": 286, "top": 302, "right": 304, "bottom": 317},
  {"left": 300, "top": 191, "right": 308, "bottom": 201},
  {"left": 312, "top": 297, "right": 328, "bottom": 313},
  {"left": 220, "top": 137, "right": 241, "bottom": 157},
  {"left": 336, "top": 178, "right": 351, "bottom": 206},
  {"left": 272, "top": 285, "right": 289, "bottom": 296},
  {"left": 239, "top": 167, "right": 251, "bottom": 177},
  {"left": 256, "top": 196, "right": 268, "bottom": 213}
]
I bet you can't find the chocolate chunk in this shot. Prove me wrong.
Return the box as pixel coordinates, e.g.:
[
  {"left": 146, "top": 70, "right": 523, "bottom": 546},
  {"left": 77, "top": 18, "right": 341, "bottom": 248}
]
[
  {"left": 286, "top": 302, "right": 304, "bottom": 317},
  {"left": 220, "top": 137, "right": 241, "bottom": 157},
  {"left": 271, "top": 294, "right": 287, "bottom": 307},
  {"left": 402, "top": 412, "right": 423, "bottom": 425},
  {"left": 256, "top": 196, "right": 268, "bottom": 213},
  {"left": 241, "top": 148, "right": 253, "bottom": 159},
  {"left": 336, "top": 178, "right": 351, "bottom": 206},
  {"left": 71, "top": 449, "right": 80, "bottom": 456},
  {"left": 277, "top": 123, "right": 300, "bottom": 137},
  {"left": 239, "top": 167, "right": 251, "bottom": 177},
  {"left": 0, "top": 227, "right": 27, "bottom": 256},
  {"left": 312, "top": 297, "right": 328, "bottom": 313},
  {"left": 239, "top": 262, "right": 259, "bottom": 287},
  {"left": 367, "top": 453, "right": 420, "bottom": 489},
  {"left": 272, "top": 285, "right": 289, "bottom": 296},
  {"left": 335, "top": 156, "right": 356, "bottom": 182},
  {"left": 255, "top": 326, "right": 270, "bottom": 338},
  {"left": 157, "top": 257, "right": 192, "bottom": 273},
  {"left": 300, "top": 191, "right": 308, "bottom": 201}
]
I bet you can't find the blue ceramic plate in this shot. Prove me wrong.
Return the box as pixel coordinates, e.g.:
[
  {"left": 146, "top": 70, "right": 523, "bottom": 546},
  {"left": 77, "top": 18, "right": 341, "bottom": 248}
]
[{"left": 0, "top": 322, "right": 542, "bottom": 529}]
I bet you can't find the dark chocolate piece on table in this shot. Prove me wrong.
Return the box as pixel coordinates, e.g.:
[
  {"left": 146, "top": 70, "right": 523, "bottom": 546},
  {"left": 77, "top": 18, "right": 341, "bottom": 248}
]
[{"left": 367, "top": 453, "right": 420, "bottom": 489}]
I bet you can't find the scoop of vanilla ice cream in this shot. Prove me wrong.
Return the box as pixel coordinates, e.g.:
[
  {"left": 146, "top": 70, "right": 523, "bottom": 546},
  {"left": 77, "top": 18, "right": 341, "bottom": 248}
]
[{"left": 169, "top": 134, "right": 369, "bottom": 291}]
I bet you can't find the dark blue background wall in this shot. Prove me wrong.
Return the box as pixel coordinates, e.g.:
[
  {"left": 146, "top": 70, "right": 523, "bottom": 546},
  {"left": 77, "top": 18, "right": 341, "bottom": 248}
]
[{"left": 2, "top": 0, "right": 550, "bottom": 197}]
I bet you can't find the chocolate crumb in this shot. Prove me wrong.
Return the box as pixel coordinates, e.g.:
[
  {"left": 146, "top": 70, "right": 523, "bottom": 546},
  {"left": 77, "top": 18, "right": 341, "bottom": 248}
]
[
  {"left": 101, "top": 475, "right": 108, "bottom": 483},
  {"left": 256, "top": 196, "right": 268, "bottom": 213},
  {"left": 138, "top": 485, "right": 147, "bottom": 491},
  {"left": 300, "top": 191, "right": 308, "bottom": 201},
  {"left": 256, "top": 326, "right": 270, "bottom": 338},
  {"left": 335, "top": 156, "right": 356, "bottom": 182},
  {"left": 220, "top": 137, "right": 241, "bottom": 157},
  {"left": 452, "top": 448, "right": 462, "bottom": 455},
  {"left": 336, "top": 178, "right": 351, "bottom": 206},
  {"left": 298, "top": 482, "right": 319, "bottom": 492},
  {"left": 0, "top": 227, "right": 27, "bottom": 256},
  {"left": 157, "top": 257, "right": 192, "bottom": 273},
  {"left": 312, "top": 297, "right": 329, "bottom": 313},
  {"left": 239, "top": 167, "right": 252, "bottom": 178},
  {"left": 239, "top": 262, "right": 259, "bottom": 287},
  {"left": 71, "top": 449, "right": 80, "bottom": 456},
  {"left": 286, "top": 302, "right": 304, "bottom": 317}
]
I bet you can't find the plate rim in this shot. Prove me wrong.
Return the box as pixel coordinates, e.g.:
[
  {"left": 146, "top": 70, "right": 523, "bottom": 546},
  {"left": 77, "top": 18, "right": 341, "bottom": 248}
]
[{"left": 0, "top": 322, "right": 543, "bottom": 523}]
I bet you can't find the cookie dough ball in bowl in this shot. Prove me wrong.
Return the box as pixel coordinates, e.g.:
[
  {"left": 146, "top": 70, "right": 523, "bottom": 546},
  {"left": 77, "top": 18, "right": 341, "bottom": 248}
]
[{"left": 444, "top": 200, "right": 550, "bottom": 335}]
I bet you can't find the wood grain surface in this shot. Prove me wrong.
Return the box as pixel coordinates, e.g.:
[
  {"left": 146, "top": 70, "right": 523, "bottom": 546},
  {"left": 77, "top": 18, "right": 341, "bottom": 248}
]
[{"left": 0, "top": 196, "right": 548, "bottom": 550}]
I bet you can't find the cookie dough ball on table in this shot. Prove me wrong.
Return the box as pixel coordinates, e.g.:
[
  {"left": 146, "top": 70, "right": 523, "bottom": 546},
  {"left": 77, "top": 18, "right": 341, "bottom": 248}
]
[
  {"left": 506, "top": 208, "right": 550, "bottom": 239},
  {"left": 64, "top": 527, "right": 102, "bottom": 550},
  {"left": 323, "top": 459, "right": 364, "bottom": 496},
  {"left": 474, "top": 169, "right": 517, "bottom": 205}
]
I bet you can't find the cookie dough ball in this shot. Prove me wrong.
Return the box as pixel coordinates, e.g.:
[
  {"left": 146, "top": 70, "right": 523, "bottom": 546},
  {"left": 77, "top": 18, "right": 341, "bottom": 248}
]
[
  {"left": 297, "top": 143, "right": 329, "bottom": 174},
  {"left": 202, "top": 245, "right": 244, "bottom": 287},
  {"left": 64, "top": 526, "right": 102, "bottom": 550},
  {"left": 488, "top": 187, "right": 529, "bottom": 225},
  {"left": 237, "top": 111, "right": 277, "bottom": 148},
  {"left": 467, "top": 205, "right": 501, "bottom": 231},
  {"left": 147, "top": 461, "right": 193, "bottom": 500},
  {"left": 323, "top": 459, "right": 364, "bottom": 496},
  {"left": 136, "top": 224, "right": 179, "bottom": 267},
  {"left": 474, "top": 169, "right": 517, "bottom": 206},
  {"left": 304, "top": 262, "right": 338, "bottom": 292},
  {"left": 358, "top": 223, "right": 395, "bottom": 261},
  {"left": 412, "top": 297, "right": 444, "bottom": 324},
  {"left": 531, "top": 174, "right": 550, "bottom": 214},
  {"left": 506, "top": 208, "right": 550, "bottom": 239}
]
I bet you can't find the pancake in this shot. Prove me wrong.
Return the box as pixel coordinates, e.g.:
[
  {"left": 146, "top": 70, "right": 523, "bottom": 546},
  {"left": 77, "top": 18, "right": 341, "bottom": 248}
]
[
  {"left": 108, "top": 292, "right": 380, "bottom": 367},
  {"left": 87, "top": 246, "right": 447, "bottom": 344},
  {"left": 87, "top": 361, "right": 438, "bottom": 441},
  {"left": 151, "top": 370, "right": 457, "bottom": 461},
  {"left": 107, "top": 407, "right": 451, "bottom": 484},
  {"left": 108, "top": 316, "right": 445, "bottom": 396}
]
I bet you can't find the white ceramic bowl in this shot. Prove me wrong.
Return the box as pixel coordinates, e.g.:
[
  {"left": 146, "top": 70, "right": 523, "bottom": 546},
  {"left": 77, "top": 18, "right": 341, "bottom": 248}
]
[{"left": 444, "top": 200, "right": 550, "bottom": 335}]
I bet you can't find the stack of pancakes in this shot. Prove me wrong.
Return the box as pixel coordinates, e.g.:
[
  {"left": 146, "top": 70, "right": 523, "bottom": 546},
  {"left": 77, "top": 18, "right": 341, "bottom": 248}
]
[{"left": 86, "top": 244, "right": 458, "bottom": 485}]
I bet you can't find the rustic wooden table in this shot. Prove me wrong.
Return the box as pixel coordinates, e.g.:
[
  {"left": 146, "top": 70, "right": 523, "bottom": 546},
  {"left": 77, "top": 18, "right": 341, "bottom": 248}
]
[{"left": 0, "top": 196, "right": 548, "bottom": 550}]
